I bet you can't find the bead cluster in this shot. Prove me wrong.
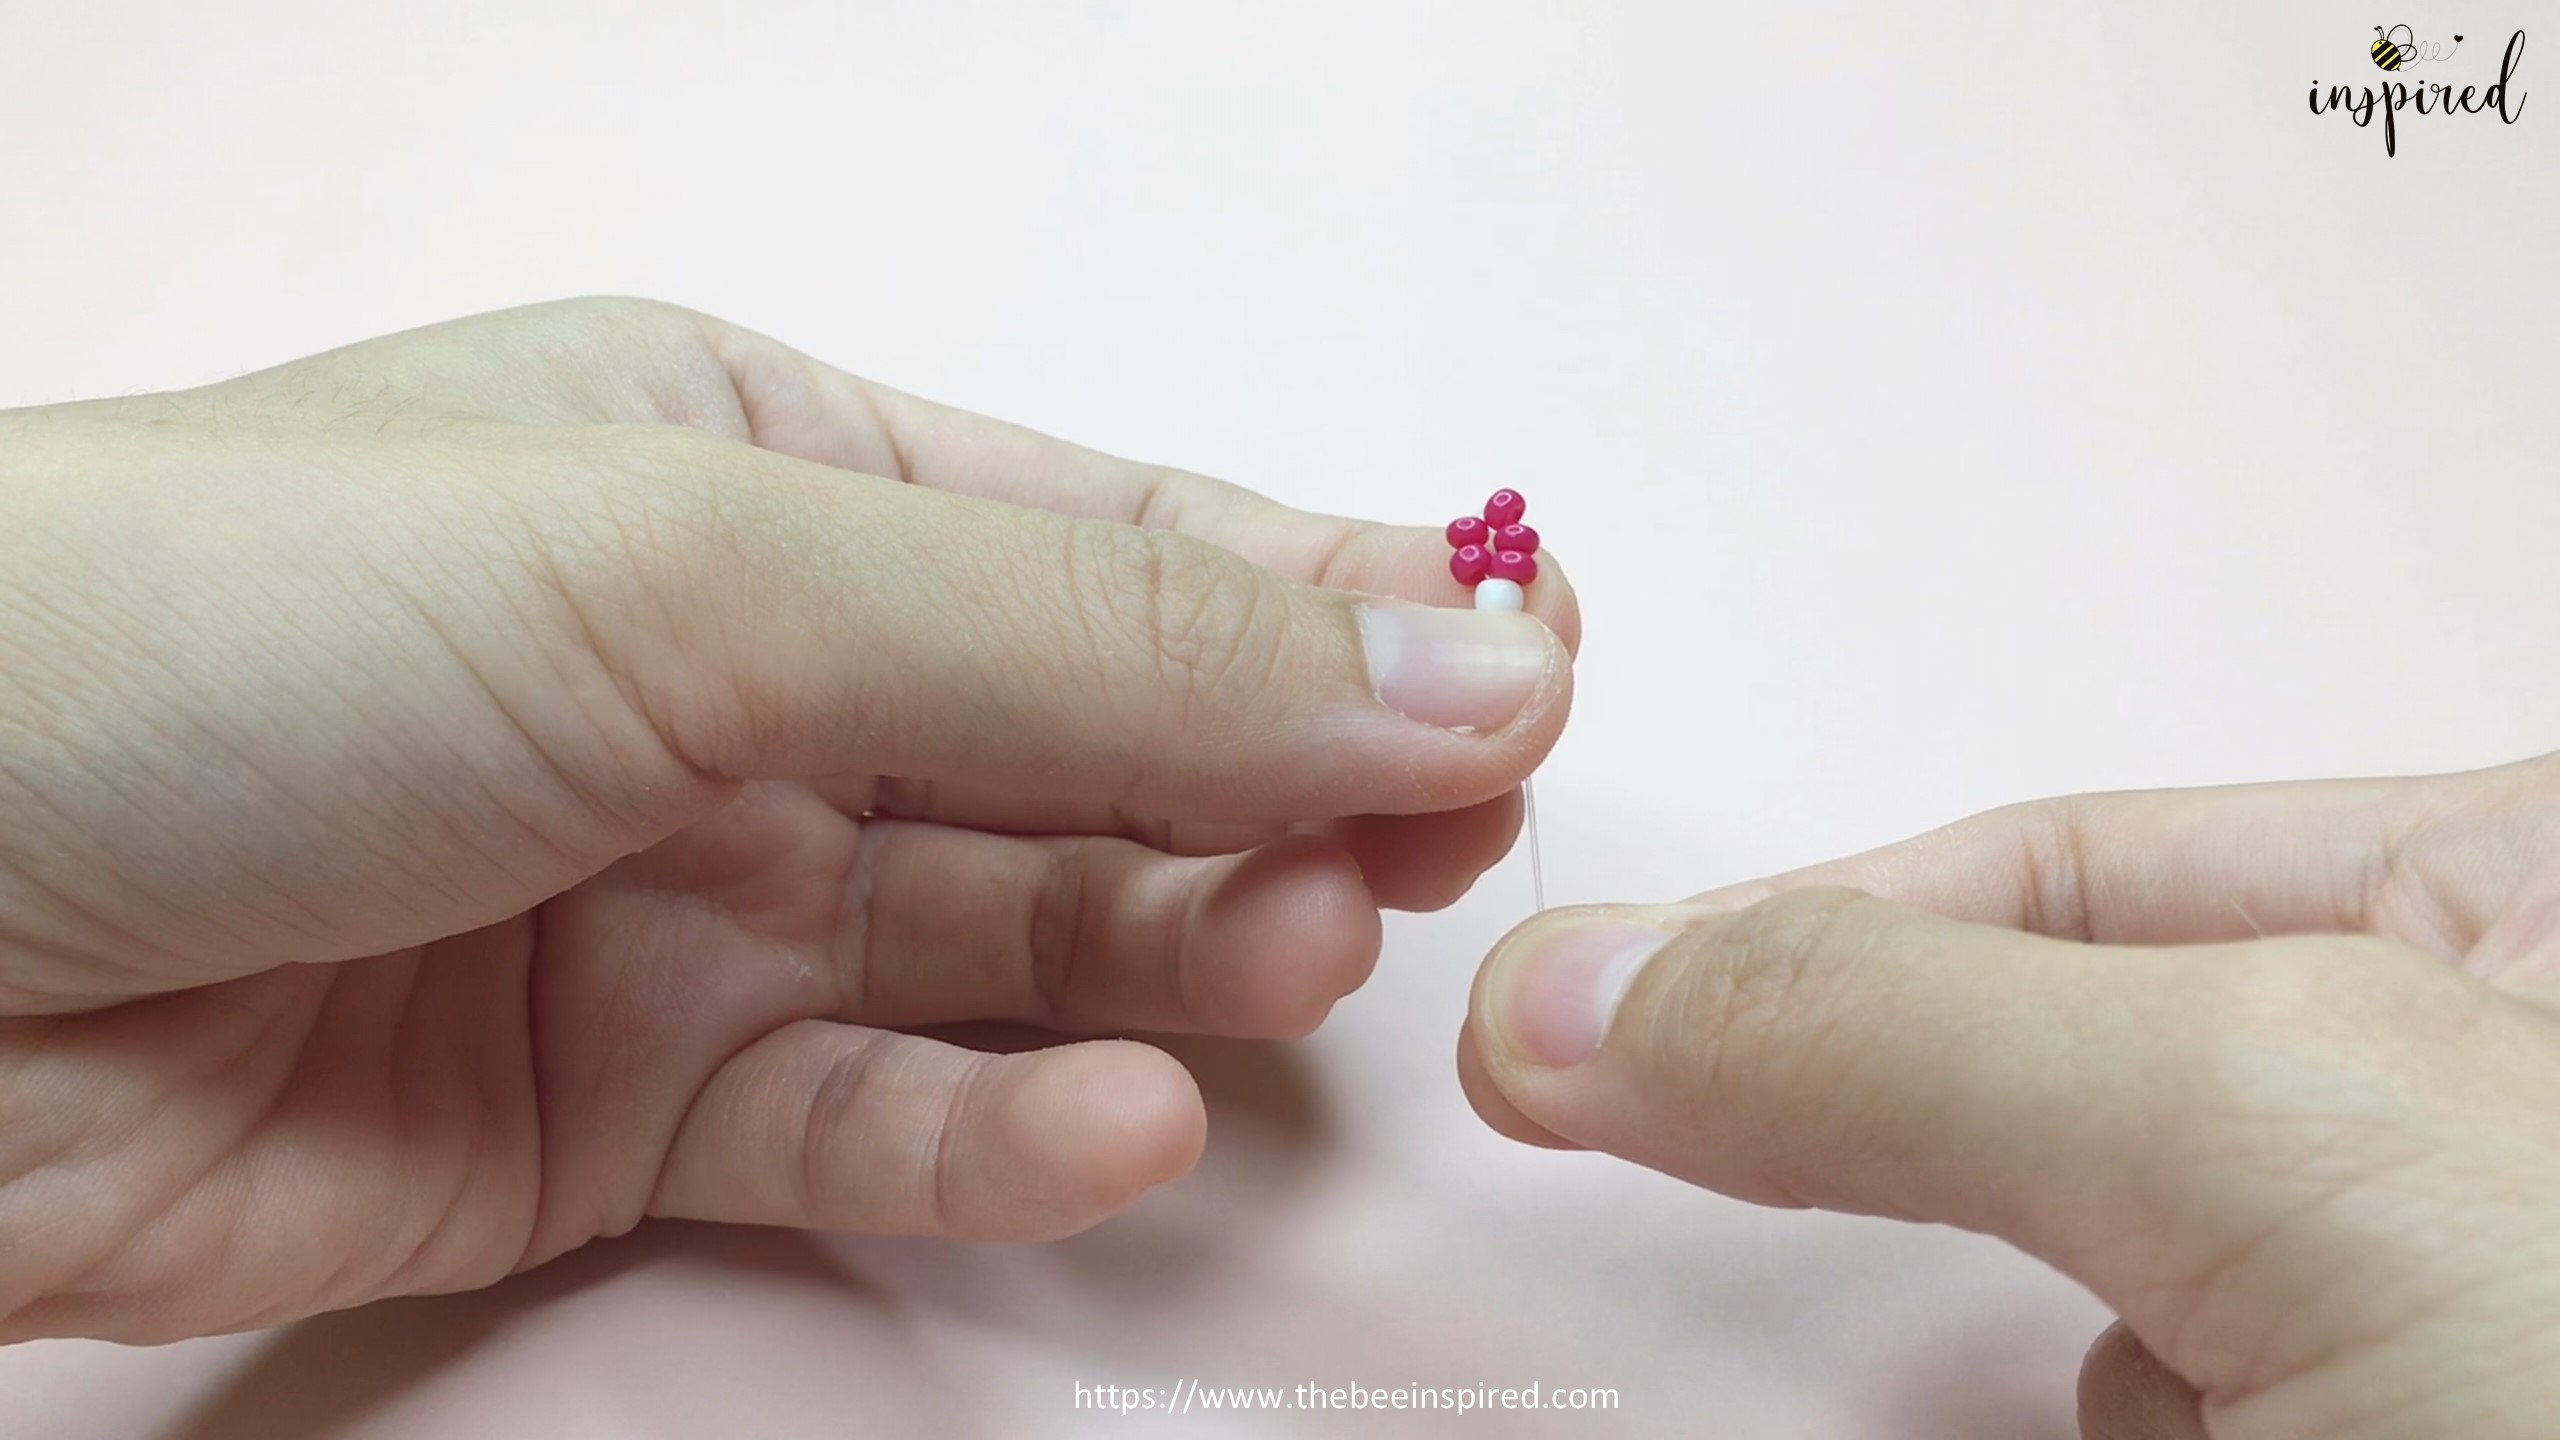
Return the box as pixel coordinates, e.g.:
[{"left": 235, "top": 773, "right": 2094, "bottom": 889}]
[{"left": 1446, "top": 489, "right": 1539, "bottom": 612}]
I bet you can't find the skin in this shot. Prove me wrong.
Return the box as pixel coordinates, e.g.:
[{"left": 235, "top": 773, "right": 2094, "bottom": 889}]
[
  {"left": 9, "top": 298, "right": 2544, "bottom": 1439},
  {"left": 1463, "top": 766, "right": 2560, "bottom": 1439},
  {"left": 0, "top": 297, "right": 1580, "bottom": 1342}
]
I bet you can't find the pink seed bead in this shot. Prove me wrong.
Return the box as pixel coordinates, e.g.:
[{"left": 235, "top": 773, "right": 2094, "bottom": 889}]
[
  {"left": 1495, "top": 522, "right": 1539, "bottom": 555},
  {"left": 1450, "top": 544, "right": 1492, "bottom": 585},
  {"left": 1483, "top": 489, "right": 1526, "bottom": 527},
  {"left": 1446, "top": 515, "right": 1489, "bottom": 550},
  {"left": 1488, "top": 548, "right": 1538, "bottom": 584}
]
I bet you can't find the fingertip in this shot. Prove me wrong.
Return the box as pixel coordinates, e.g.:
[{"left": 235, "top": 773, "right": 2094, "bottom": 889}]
[
  {"left": 1457, "top": 1017, "right": 1586, "bottom": 1150},
  {"left": 1474, "top": 906, "right": 1683, "bottom": 1074},
  {"left": 1000, "top": 1041, "right": 1206, "bottom": 1238},
  {"left": 2077, "top": 1322, "right": 2208, "bottom": 1440},
  {"left": 1324, "top": 789, "right": 1524, "bottom": 913},
  {"left": 1190, "top": 836, "right": 1382, "bottom": 1037}
]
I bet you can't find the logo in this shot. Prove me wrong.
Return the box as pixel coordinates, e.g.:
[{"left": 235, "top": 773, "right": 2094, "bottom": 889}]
[
  {"left": 2309, "top": 25, "right": 2526, "bottom": 155},
  {"left": 2369, "top": 24, "right": 2459, "bottom": 70}
]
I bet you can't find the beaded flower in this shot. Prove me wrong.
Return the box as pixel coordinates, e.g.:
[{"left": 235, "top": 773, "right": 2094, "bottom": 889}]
[{"left": 1444, "top": 489, "right": 1539, "bottom": 610}]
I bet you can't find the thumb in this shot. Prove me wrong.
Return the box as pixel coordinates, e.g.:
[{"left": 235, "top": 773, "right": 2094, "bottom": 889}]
[
  {"left": 1461, "top": 888, "right": 2555, "bottom": 1411},
  {"left": 1466, "top": 887, "right": 2198, "bottom": 1239},
  {"left": 546, "top": 429, "right": 1569, "bottom": 819}
]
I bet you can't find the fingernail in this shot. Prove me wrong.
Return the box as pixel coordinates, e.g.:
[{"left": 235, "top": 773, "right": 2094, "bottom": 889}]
[
  {"left": 1491, "top": 918, "right": 1673, "bottom": 1068},
  {"left": 1356, "top": 604, "right": 1553, "bottom": 732}
]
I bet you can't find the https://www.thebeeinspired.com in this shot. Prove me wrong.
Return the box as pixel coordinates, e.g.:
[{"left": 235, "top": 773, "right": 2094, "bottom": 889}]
[{"left": 1075, "top": 1378, "right": 1621, "bottom": 1418}]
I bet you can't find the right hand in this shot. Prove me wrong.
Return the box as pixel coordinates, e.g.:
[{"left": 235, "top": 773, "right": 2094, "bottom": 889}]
[{"left": 1461, "top": 762, "right": 2560, "bottom": 1439}]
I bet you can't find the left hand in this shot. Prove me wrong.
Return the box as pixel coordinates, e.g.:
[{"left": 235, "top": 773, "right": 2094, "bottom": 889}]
[{"left": 0, "top": 297, "right": 1579, "bottom": 1341}]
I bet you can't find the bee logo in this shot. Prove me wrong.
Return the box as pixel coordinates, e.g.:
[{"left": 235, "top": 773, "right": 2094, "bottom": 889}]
[{"left": 2372, "top": 24, "right": 2463, "bottom": 70}]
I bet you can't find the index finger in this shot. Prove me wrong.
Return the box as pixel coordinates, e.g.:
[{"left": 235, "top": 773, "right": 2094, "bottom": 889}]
[
  {"left": 1687, "top": 773, "right": 2474, "bottom": 951},
  {"left": 702, "top": 318, "right": 1583, "bottom": 654}
]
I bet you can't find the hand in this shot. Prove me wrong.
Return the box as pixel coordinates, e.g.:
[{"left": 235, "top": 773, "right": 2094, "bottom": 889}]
[
  {"left": 0, "top": 297, "right": 1577, "bottom": 1342},
  {"left": 1460, "top": 763, "right": 2560, "bottom": 1439}
]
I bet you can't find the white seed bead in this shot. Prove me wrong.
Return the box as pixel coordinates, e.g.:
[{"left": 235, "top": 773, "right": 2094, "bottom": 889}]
[{"left": 1473, "top": 578, "right": 1525, "bottom": 612}]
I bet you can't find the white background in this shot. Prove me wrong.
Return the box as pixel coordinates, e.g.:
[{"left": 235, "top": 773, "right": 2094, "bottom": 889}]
[{"left": 2, "top": 2, "right": 2553, "bottom": 1436}]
